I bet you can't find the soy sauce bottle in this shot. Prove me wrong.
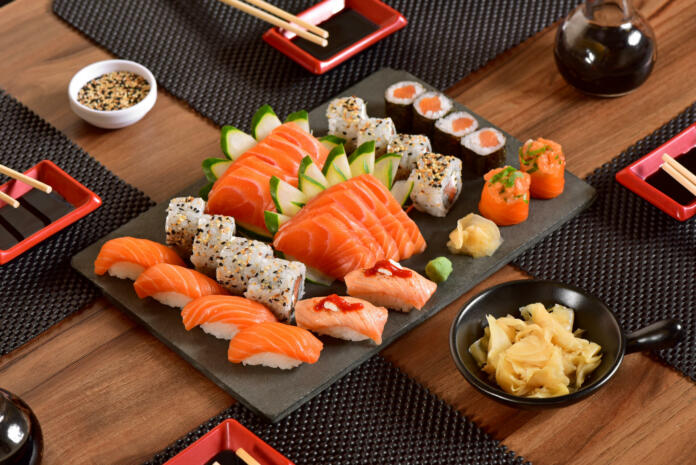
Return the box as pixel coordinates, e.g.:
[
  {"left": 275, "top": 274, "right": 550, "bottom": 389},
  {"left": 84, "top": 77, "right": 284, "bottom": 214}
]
[
  {"left": 0, "top": 389, "right": 42, "bottom": 465},
  {"left": 554, "top": 0, "right": 656, "bottom": 97}
]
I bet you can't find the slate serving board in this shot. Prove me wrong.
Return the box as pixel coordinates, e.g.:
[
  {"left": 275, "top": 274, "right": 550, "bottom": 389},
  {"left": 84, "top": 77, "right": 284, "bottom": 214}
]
[{"left": 72, "top": 68, "right": 595, "bottom": 422}]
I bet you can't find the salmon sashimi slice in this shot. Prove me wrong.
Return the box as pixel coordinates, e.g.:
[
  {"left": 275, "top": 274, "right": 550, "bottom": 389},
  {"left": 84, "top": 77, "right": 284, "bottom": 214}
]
[
  {"left": 345, "top": 263, "right": 437, "bottom": 312},
  {"left": 94, "top": 237, "right": 184, "bottom": 279},
  {"left": 207, "top": 164, "right": 278, "bottom": 232},
  {"left": 295, "top": 296, "right": 389, "bottom": 345},
  {"left": 244, "top": 141, "right": 305, "bottom": 179},
  {"left": 230, "top": 153, "right": 296, "bottom": 185},
  {"left": 519, "top": 138, "right": 566, "bottom": 199},
  {"left": 227, "top": 322, "right": 323, "bottom": 368},
  {"left": 134, "top": 263, "right": 229, "bottom": 309},
  {"left": 274, "top": 212, "right": 378, "bottom": 279},
  {"left": 352, "top": 175, "right": 426, "bottom": 257},
  {"left": 273, "top": 123, "right": 329, "bottom": 166},
  {"left": 181, "top": 295, "right": 277, "bottom": 339}
]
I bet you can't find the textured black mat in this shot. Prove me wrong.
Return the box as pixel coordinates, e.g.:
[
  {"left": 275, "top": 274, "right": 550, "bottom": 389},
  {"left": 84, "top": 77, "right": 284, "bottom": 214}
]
[
  {"left": 53, "top": 0, "right": 578, "bottom": 129},
  {"left": 145, "top": 356, "right": 528, "bottom": 465},
  {"left": 515, "top": 103, "right": 696, "bottom": 381},
  {"left": 0, "top": 90, "right": 153, "bottom": 355}
]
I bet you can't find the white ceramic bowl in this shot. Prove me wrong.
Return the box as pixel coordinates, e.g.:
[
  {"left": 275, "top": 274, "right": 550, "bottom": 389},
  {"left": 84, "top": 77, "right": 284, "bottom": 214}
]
[{"left": 68, "top": 59, "right": 157, "bottom": 129}]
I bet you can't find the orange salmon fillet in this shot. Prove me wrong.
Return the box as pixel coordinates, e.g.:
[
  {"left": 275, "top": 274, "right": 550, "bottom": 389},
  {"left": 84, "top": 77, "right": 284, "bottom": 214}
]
[
  {"left": 227, "top": 322, "right": 323, "bottom": 364},
  {"left": 134, "top": 263, "right": 228, "bottom": 300},
  {"left": 94, "top": 237, "right": 184, "bottom": 276},
  {"left": 345, "top": 266, "right": 437, "bottom": 312},
  {"left": 181, "top": 295, "right": 276, "bottom": 331},
  {"left": 295, "top": 296, "right": 388, "bottom": 344}
]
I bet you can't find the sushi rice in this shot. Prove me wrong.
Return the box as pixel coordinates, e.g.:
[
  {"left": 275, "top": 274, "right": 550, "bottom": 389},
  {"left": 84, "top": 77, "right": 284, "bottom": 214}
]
[
  {"left": 244, "top": 258, "right": 306, "bottom": 322},
  {"left": 216, "top": 237, "right": 273, "bottom": 294},
  {"left": 408, "top": 153, "right": 463, "bottom": 217},
  {"left": 461, "top": 128, "right": 506, "bottom": 176},
  {"left": 412, "top": 91, "right": 452, "bottom": 137},
  {"left": 387, "top": 134, "right": 432, "bottom": 180},
  {"left": 356, "top": 117, "right": 397, "bottom": 156},
  {"left": 433, "top": 111, "right": 479, "bottom": 155},
  {"left": 191, "top": 214, "right": 236, "bottom": 277},
  {"left": 165, "top": 196, "right": 206, "bottom": 256},
  {"left": 326, "top": 96, "right": 368, "bottom": 152}
]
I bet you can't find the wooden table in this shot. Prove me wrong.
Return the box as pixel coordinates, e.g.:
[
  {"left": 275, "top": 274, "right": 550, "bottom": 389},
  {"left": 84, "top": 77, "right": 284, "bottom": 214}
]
[{"left": 1, "top": 0, "right": 695, "bottom": 463}]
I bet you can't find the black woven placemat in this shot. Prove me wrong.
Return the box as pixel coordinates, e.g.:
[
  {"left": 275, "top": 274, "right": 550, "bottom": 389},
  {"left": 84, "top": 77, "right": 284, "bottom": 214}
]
[
  {"left": 0, "top": 90, "right": 153, "bottom": 355},
  {"left": 145, "top": 355, "right": 528, "bottom": 465},
  {"left": 53, "top": 0, "right": 578, "bottom": 129},
  {"left": 515, "top": 104, "right": 696, "bottom": 381}
]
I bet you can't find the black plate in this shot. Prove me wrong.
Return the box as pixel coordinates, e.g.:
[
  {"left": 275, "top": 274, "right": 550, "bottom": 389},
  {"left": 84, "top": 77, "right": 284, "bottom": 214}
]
[{"left": 71, "top": 68, "right": 596, "bottom": 421}]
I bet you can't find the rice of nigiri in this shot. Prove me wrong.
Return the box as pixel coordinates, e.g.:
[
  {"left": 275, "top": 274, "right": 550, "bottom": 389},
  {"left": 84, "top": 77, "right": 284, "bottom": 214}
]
[
  {"left": 181, "top": 295, "right": 276, "bottom": 340},
  {"left": 134, "top": 263, "right": 229, "bottom": 309},
  {"left": 227, "top": 322, "right": 323, "bottom": 369},
  {"left": 344, "top": 260, "right": 437, "bottom": 312},
  {"left": 94, "top": 237, "right": 185, "bottom": 280},
  {"left": 295, "top": 295, "right": 388, "bottom": 345}
]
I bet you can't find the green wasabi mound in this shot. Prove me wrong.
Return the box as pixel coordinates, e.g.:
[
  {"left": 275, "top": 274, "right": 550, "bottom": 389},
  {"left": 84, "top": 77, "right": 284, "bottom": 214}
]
[{"left": 425, "top": 257, "right": 453, "bottom": 283}]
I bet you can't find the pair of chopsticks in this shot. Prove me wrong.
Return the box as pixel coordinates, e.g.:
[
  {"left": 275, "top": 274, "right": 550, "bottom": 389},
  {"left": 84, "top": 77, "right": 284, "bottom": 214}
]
[
  {"left": 218, "top": 0, "right": 329, "bottom": 47},
  {"left": 0, "top": 164, "right": 52, "bottom": 209},
  {"left": 212, "top": 447, "right": 261, "bottom": 465},
  {"left": 660, "top": 154, "right": 696, "bottom": 196}
]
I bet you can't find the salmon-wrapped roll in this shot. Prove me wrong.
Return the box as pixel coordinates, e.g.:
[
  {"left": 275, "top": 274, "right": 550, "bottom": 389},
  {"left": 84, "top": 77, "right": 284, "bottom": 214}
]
[
  {"left": 478, "top": 166, "right": 531, "bottom": 226},
  {"left": 519, "top": 138, "right": 566, "bottom": 199}
]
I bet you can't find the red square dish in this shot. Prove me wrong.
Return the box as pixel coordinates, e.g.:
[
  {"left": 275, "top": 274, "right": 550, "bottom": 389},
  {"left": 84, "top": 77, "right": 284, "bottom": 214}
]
[
  {"left": 616, "top": 122, "right": 696, "bottom": 221},
  {"left": 0, "top": 160, "right": 102, "bottom": 264},
  {"left": 164, "top": 419, "right": 294, "bottom": 465},
  {"left": 262, "top": 0, "right": 407, "bottom": 74}
]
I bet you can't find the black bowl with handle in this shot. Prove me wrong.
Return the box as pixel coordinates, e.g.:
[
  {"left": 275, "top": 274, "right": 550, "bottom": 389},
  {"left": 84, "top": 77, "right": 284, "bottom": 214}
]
[{"left": 449, "top": 279, "right": 683, "bottom": 408}]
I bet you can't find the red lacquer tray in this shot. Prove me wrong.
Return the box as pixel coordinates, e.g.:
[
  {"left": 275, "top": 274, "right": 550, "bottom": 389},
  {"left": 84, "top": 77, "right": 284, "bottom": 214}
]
[
  {"left": 616, "top": 122, "right": 696, "bottom": 221},
  {"left": 164, "top": 419, "right": 294, "bottom": 465},
  {"left": 262, "top": 0, "right": 407, "bottom": 74},
  {"left": 0, "top": 160, "right": 101, "bottom": 264}
]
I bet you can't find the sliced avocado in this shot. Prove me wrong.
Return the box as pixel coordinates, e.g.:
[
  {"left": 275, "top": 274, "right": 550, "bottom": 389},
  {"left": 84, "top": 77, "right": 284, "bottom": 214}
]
[
  {"left": 202, "top": 158, "right": 234, "bottom": 182},
  {"left": 269, "top": 175, "right": 307, "bottom": 216},
  {"left": 391, "top": 179, "right": 414, "bottom": 207},
  {"left": 284, "top": 110, "right": 310, "bottom": 132},
  {"left": 199, "top": 182, "right": 214, "bottom": 201},
  {"left": 251, "top": 104, "right": 282, "bottom": 141},
  {"left": 318, "top": 134, "right": 346, "bottom": 151},
  {"left": 220, "top": 125, "right": 256, "bottom": 160},
  {"left": 236, "top": 220, "right": 273, "bottom": 241},
  {"left": 264, "top": 210, "right": 291, "bottom": 235},
  {"left": 373, "top": 153, "right": 402, "bottom": 190},
  {"left": 348, "top": 141, "right": 375, "bottom": 177},
  {"left": 322, "top": 145, "right": 351, "bottom": 186},
  {"left": 305, "top": 266, "right": 335, "bottom": 286},
  {"left": 298, "top": 156, "right": 328, "bottom": 200}
]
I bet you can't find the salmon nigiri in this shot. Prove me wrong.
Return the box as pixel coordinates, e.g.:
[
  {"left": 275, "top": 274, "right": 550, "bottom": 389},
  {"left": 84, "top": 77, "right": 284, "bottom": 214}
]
[
  {"left": 345, "top": 260, "right": 437, "bottom": 312},
  {"left": 295, "top": 295, "right": 389, "bottom": 345},
  {"left": 478, "top": 166, "right": 531, "bottom": 226},
  {"left": 134, "top": 263, "right": 229, "bottom": 309},
  {"left": 94, "top": 237, "right": 184, "bottom": 280},
  {"left": 227, "top": 322, "right": 323, "bottom": 369},
  {"left": 181, "top": 295, "right": 277, "bottom": 340},
  {"left": 519, "top": 138, "right": 566, "bottom": 199}
]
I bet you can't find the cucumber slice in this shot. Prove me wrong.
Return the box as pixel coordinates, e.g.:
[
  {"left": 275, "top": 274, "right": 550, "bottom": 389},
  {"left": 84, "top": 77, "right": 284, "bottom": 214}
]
[
  {"left": 202, "top": 158, "right": 233, "bottom": 182},
  {"left": 348, "top": 141, "right": 375, "bottom": 177},
  {"left": 284, "top": 110, "right": 310, "bottom": 132},
  {"left": 251, "top": 104, "right": 282, "bottom": 141},
  {"left": 322, "top": 145, "right": 351, "bottom": 186},
  {"left": 306, "top": 266, "right": 335, "bottom": 286},
  {"left": 236, "top": 221, "right": 273, "bottom": 241},
  {"left": 264, "top": 210, "right": 291, "bottom": 235},
  {"left": 298, "top": 156, "right": 328, "bottom": 200},
  {"left": 269, "top": 176, "right": 307, "bottom": 216},
  {"left": 318, "top": 135, "right": 346, "bottom": 151},
  {"left": 220, "top": 126, "right": 256, "bottom": 160},
  {"left": 391, "top": 179, "right": 414, "bottom": 207},
  {"left": 373, "top": 153, "right": 402, "bottom": 190},
  {"left": 199, "top": 182, "right": 214, "bottom": 201}
]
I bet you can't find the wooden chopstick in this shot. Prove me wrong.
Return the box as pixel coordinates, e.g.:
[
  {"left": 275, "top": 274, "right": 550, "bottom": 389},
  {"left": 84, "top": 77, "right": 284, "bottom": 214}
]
[
  {"left": 245, "top": 0, "right": 328, "bottom": 38},
  {"left": 219, "top": 0, "right": 328, "bottom": 47},
  {"left": 661, "top": 153, "right": 696, "bottom": 196},
  {"left": 0, "top": 164, "right": 52, "bottom": 194},
  {"left": 0, "top": 190, "right": 19, "bottom": 208},
  {"left": 236, "top": 447, "right": 262, "bottom": 465}
]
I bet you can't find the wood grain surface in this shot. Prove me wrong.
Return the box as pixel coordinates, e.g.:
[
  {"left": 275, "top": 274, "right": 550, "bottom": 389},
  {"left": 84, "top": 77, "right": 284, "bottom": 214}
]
[{"left": 1, "top": 0, "right": 695, "bottom": 464}]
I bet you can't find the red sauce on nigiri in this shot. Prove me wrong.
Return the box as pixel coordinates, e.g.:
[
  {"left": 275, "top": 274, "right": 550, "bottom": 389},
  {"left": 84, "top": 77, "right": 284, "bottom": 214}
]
[
  {"left": 364, "top": 260, "right": 412, "bottom": 278},
  {"left": 314, "top": 294, "right": 364, "bottom": 312}
]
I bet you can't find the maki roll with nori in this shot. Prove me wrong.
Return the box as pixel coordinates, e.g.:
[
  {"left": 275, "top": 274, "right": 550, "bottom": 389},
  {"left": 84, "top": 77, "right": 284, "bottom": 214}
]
[
  {"left": 407, "top": 153, "right": 463, "bottom": 217},
  {"left": 461, "top": 128, "right": 506, "bottom": 176},
  {"left": 191, "top": 214, "right": 236, "bottom": 277},
  {"left": 326, "top": 96, "right": 367, "bottom": 152},
  {"left": 412, "top": 92, "right": 452, "bottom": 138},
  {"left": 387, "top": 134, "right": 432, "bottom": 180},
  {"left": 165, "top": 196, "right": 206, "bottom": 256},
  {"left": 356, "top": 117, "right": 397, "bottom": 156},
  {"left": 244, "top": 258, "right": 306, "bottom": 322},
  {"left": 384, "top": 81, "right": 426, "bottom": 132},
  {"left": 433, "top": 111, "right": 479, "bottom": 155}
]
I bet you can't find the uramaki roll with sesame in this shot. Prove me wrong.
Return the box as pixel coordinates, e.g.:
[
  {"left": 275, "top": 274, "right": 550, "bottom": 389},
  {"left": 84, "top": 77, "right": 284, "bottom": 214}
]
[{"left": 407, "top": 153, "right": 462, "bottom": 217}]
